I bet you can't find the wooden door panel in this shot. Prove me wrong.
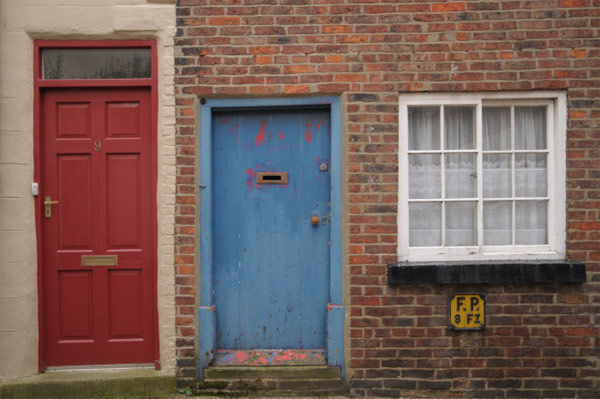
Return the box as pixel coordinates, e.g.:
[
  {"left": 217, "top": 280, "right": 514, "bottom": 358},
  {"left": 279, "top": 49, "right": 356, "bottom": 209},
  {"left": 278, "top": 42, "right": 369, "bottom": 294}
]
[
  {"left": 57, "top": 102, "right": 91, "bottom": 138},
  {"left": 57, "top": 155, "right": 92, "bottom": 250},
  {"left": 42, "top": 88, "right": 155, "bottom": 367},
  {"left": 106, "top": 154, "right": 142, "bottom": 250},
  {"left": 108, "top": 270, "right": 143, "bottom": 340},
  {"left": 106, "top": 102, "right": 141, "bottom": 138},
  {"left": 58, "top": 271, "right": 94, "bottom": 341}
]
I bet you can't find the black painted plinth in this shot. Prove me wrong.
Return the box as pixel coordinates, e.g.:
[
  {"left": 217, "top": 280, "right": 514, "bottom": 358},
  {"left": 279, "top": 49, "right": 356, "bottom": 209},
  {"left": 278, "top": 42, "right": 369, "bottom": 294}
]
[{"left": 387, "top": 260, "right": 586, "bottom": 285}]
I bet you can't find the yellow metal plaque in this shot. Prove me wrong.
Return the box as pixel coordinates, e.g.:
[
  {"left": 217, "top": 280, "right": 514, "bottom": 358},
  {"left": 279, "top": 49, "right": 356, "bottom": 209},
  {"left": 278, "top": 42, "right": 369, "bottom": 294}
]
[{"left": 449, "top": 294, "right": 485, "bottom": 330}]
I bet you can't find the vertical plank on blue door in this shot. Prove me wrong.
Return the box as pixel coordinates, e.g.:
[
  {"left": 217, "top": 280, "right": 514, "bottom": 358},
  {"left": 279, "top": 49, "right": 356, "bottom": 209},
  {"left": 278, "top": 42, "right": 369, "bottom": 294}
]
[{"left": 213, "top": 107, "right": 330, "bottom": 350}]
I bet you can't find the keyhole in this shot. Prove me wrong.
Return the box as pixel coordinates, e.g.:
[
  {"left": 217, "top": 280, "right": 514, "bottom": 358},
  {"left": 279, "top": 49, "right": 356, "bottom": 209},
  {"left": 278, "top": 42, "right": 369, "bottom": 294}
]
[{"left": 94, "top": 140, "right": 102, "bottom": 152}]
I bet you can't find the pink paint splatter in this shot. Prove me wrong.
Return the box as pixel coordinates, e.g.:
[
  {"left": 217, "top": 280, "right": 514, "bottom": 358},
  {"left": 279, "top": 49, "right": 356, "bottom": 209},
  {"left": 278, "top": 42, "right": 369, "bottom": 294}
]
[
  {"left": 235, "top": 351, "right": 248, "bottom": 362},
  {"left": 305, "top": 122, "right": 312, "bottom": 143},
  {"left": 246, "top": 169, "right": 255, "bottom": 188},
  {"left": 255, "top": 121, "right": 266, "bottom": 147}
]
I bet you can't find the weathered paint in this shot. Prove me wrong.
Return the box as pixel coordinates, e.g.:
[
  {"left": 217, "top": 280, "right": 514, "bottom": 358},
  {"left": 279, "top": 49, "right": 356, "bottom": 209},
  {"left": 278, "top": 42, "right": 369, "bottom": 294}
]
[
  {"left": 255, "top": 121, "right": 266, "bottom": 147},
  {"left": 326, "top": 305, "right": 345, "bottom": 378},
  {"left": 213, "top": 108, "right": 330, "bottom": 350},
  {"left": 198, "top": 97, "right": 343, "bottom": 379},
  {"left": 215, "top": 349, "right": 326, "bottom": 366},
  {"left": 198, "top": 306, "right": 217, "bottom": 379}
]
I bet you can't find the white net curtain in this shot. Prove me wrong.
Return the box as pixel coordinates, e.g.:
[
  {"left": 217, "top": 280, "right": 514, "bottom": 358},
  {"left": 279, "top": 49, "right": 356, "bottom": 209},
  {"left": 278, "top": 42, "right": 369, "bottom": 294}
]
[{"left": 408, "top": 105, "right": 548, "bottom": 248}]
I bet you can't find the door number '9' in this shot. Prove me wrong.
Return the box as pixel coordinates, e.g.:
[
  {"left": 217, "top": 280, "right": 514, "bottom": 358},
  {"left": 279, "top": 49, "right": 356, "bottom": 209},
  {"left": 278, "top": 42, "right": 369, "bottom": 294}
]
[{"left": 94, "top": 140, "right": 102, "bottom": 152}]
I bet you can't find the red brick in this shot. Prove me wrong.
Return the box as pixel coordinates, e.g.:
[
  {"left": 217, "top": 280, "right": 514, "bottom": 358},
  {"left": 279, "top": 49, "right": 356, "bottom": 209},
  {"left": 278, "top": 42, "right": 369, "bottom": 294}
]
[
  {"left": 322, "top": 25, "right": 353, "bottom": 34},
  {"left": 283, "top": 65, "right": 316, "bottom": 74},
  {"left": 432, "top": 2, "right": 466, "bottom": 12},
  {"left": 559, "top": 0, "right": 589, "bottom": 6},
  {"left": 208, "top": 17, "right": 240, "bottom": 26}
]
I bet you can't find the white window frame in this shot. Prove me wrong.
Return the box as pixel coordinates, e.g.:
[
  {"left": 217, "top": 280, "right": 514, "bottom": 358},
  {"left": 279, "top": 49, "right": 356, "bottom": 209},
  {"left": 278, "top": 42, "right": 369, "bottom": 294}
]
[{"left": 398, "top": 91, "right": 567, "bottom": 262}]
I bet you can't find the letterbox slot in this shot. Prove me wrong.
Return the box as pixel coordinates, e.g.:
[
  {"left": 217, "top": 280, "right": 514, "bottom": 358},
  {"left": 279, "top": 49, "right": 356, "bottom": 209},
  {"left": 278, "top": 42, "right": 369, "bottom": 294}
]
[{"left": 257, "top": 172, "right": 288, "bottom": 184}]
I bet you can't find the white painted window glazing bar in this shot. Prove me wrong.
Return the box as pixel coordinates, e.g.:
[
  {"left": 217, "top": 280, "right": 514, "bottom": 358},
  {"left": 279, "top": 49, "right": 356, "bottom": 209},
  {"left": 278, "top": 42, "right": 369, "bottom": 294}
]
[
  {"left": 546, "top": 102, "right": 556, "bottom": 250},
  {"left": 476, "top": 103, "right": 484, "bottom": 253},
  {"left": 440, "top": 105, "right": 446, "bottom": 247},
  {"left": 510, "top": 105, "right": 516, "bottom": 246}
]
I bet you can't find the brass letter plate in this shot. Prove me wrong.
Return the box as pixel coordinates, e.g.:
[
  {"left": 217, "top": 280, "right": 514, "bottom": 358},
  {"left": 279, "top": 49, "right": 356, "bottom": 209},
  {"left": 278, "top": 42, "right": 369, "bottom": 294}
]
[
  {"left": 257, "top": 172, "right": 288, "bottom": 184},
  {"left": 81, "top": 255, "right": 118, "bottom": 267}
]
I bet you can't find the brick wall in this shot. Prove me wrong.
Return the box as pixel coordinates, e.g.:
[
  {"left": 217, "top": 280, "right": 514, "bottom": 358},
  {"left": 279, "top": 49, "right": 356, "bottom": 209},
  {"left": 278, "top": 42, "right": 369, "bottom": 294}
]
[{"left": 174, "top": 0, "right": 599, "bottom": 396}]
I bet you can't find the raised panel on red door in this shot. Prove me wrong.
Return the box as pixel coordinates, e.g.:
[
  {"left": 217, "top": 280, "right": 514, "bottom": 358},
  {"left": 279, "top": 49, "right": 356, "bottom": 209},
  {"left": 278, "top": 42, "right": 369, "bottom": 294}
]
[{"left": 42, "top": 88, "right": 154, "bottom": 366}]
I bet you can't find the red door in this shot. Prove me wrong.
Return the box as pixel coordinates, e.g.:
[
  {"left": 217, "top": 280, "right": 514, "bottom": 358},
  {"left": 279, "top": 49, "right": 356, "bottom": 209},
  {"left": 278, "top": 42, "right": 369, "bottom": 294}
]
[{"left": 41, "top": 88, "right": 156, "bottom": 366}]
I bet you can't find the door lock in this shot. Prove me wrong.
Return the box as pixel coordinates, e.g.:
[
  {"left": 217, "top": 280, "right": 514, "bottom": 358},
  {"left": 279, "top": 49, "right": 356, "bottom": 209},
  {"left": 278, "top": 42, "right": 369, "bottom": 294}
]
[{"left": 44, "top": 196, "right": 60, "bottom": 218}]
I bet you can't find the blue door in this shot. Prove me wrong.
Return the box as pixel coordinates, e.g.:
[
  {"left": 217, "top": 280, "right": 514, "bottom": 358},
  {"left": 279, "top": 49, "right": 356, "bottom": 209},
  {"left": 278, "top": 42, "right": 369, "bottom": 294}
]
[{"left": 213, "top": 108, "right": 330, "bottom": 352}]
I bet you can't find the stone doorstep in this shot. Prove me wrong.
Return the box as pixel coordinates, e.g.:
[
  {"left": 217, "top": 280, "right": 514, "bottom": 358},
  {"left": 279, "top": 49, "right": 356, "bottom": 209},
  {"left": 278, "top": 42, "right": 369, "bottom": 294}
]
[
  {"left": 205, "top": 366, "right": 341, "bottom": 380},
  {"left": 0, "top": 369, "right": 176, "bottom": 399},
  {"left": 197, "top": 366, "right": 350, "bottom": 398}
]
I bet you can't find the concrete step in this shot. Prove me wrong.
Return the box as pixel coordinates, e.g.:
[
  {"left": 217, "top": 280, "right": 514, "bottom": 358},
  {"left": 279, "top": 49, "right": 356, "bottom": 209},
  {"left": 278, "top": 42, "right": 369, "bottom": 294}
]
[
  {"left": 0, "top": 369, "right": 176, "bottom": 399},
  {"left": 196, "top": 366, "right": 349, "bottom": 397}
]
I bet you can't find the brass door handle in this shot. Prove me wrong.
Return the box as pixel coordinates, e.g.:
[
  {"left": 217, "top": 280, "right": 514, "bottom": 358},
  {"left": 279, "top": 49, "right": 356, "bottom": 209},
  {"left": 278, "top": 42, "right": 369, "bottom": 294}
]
[
  {"left": 310, "top": 216, "right": 320, "bottom": 226},
  {"left": 44, "top": 196, "right": 60, "bottom": 218}
]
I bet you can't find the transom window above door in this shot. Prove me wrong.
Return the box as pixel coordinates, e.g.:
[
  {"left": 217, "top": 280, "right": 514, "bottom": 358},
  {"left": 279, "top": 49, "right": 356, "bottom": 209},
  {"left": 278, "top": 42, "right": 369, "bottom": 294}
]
[
  {"left": 42, "top": 48, "right": 151, "bottom": 79},
  {"left": 398, "top": 92, "right": 566, "bottom": 261}
]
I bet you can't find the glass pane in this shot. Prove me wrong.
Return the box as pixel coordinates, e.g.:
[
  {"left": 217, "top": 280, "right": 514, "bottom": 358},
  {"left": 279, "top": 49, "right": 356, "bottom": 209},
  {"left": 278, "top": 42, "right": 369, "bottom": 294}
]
[
  {"left": 42, "top": 49, "right": 151, "bottom": 79},
  {"left": 408, "top": 107, "right": 440, "bottom": 151},
  {"left": 446, "top": 202, "right": 476, "bottom": 246},
  {"left": 515, "top": 154, "right": 547, "bottom": 197},
  {"left": 445, "top": 153, "right": 476, "bottom": 198},
  {"left": 483, "top": 154, "right": 511, "bottom": 198},
  {"left": 515, "top": 106, "right": 546, "bottom": 150},
  {"left": 445, "top": 106, "right": 475, "bottom": 150},
  {"left": 483, "top": 107, "right": 510, "bottom": 151},
  {"left": 483, "top": 201, "right": 512, "bottom": 245},
  {"left": 409, "top": 154, "right": 441, "bottom": 199},
  {"left": 409, "top": 202, "right": 441, "bottom": 247},
  {"left": 516, "top": 201, "right": 547, "bottom": 245}
]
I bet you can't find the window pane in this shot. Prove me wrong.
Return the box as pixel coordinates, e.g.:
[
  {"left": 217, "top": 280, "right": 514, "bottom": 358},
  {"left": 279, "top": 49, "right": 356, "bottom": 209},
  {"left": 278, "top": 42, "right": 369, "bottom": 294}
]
[
  {"left": 409, "top": 154, "right": 441, "bottom": 199},
  {"left": 483, "top": 107, "right": 510, "bottom": 151},
  {"left": 409, "top": 202, "right": 441, "bottom": 247},
  {"left": 445, "top": 106, "right": 475, "bottom": 150},
  {"left": 515, "top": 154, "right": 547, "bottom": 197},
  {"left": 408, "top": 107, "right": 440, "bottom": 151},
  {"left": 42, "top": 49, "right": 151, "bottom": 79},
  {"left": 446, "top": 202, "right": 476, "bottom": 246},
  {"left": 446, "top": 153, "right": 476, "bottom": 198},
  {"left": 483, "top": 201, "right": 512, "bottom": 245},
  {"left": 515, "top": 106, "right": 546, "bottom": 150},
  {"left": 516, "top": 201, "right": 547, "bottom": 245},
  {"left": 483, "top": 154, "right": 511, "bottom": 198}
]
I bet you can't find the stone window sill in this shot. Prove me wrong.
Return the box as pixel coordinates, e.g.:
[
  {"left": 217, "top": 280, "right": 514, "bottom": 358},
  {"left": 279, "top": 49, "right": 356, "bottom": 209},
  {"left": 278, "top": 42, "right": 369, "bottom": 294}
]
[{"left": 387, "top": 260, "right": 586, "bottom": 285}]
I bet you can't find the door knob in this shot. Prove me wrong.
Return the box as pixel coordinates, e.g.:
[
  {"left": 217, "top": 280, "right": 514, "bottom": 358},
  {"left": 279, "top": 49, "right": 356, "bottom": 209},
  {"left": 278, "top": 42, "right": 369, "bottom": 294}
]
[
  {"left": 310, "top": 216, "right": 320, "bottom": 226},
  {"left": 44, "top": 196, "right": 60, "bottom": 218}
]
